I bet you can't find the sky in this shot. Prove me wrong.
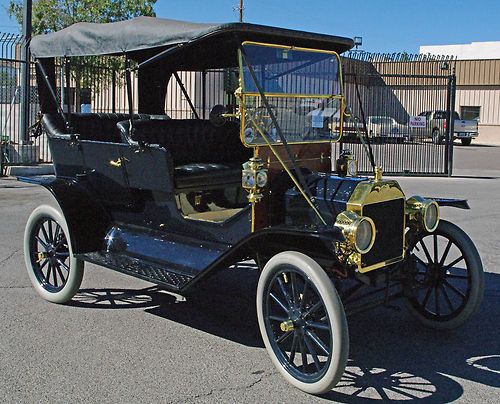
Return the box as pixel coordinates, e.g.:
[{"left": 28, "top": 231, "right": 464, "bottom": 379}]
[{"left": 0, "top": 0, "right": 498, "bottom": 53}]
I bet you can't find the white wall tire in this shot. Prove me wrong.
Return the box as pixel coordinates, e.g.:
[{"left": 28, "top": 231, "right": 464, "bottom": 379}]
[
  {"left": 257, "top": 251, "right": 348, "bottom": 395},
  {"left": 24, "top": 204, "right": 84, "bottom": 303}
]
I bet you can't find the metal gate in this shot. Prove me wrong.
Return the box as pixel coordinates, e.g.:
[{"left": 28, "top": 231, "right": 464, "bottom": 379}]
[
  {"left": 0, "top": 33, "right": 46, "bottom": 175},
  {"left": 336, "top": 52, "right": 457, "bottom": 176},
  {"left": 1, "top": 36, "right": 458, "bottom": 178}
]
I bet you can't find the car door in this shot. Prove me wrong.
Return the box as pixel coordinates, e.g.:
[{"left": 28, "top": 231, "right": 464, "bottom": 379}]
[
  {"left": 49, "top": 137, "right": 85, "bottom": 178},
  {"left": 119, "top": 144, "right": 173, "bottom": 194},
  {"left": 80, "top": 141, "right": 133, "bottom": 208}
]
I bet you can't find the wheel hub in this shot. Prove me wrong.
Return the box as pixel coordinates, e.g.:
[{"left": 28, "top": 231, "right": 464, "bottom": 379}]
[
  {"left": 426, "top": 263, "right": 445, "bottom": 286},
  {"left": 280, "top": 319, "right": 294, "bottom": 332},
  {"left": 280, "top": 307, "right": 308, "bottom": 332}
]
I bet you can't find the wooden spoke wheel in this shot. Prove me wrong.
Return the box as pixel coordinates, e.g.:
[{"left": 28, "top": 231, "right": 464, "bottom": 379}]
[
  {"left": 405, "top": 220, "right": 484, "bottom": 329},
  {"left": 257, "top": 251, "right": 348, "bottom": 394},
  {"left": 24, "top": 205, "right": 84, "bottom": 303}
]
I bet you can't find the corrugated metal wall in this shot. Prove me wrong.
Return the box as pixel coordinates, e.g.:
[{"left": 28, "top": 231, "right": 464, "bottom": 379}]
[
  {"left": 455, "top": 59, "right": 500, "bottom": 127},
  {"left": 455, "top": 59, "right": 500, "bottom": 86},
  {"left": 455, "top": 87, "right": 500, "bottom": 126}
]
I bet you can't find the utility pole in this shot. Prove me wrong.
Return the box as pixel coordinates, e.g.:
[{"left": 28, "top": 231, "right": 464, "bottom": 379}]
[
  {"left": 20, "top": 0, "right": 32, "bottom": 143},
  {"left": 235, "top": 0, "right": 244, "bottom": 22}
]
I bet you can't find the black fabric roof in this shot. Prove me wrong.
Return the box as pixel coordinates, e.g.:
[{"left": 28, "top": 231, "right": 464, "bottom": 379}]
[{"left": 30, "top": 16, "right": 354, "bottom": 61}]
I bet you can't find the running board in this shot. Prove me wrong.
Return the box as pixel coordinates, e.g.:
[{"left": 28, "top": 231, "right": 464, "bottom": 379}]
[
  {"left": 79, "top": 251, "right": 195, "bottom": 291},
  {"left": 76, "top": 225, "right": 231, "bottom": 292}
]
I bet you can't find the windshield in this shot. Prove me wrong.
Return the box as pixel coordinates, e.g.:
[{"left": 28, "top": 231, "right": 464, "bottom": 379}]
[{"left": 239, "top": 42, "right": 343, "bottom": 146}]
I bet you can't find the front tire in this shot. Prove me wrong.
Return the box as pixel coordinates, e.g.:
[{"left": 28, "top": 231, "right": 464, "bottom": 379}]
[
  {"left": 257, "top": 251, "right": 348, "bottom": 394},
  {"left": 24, "top": 204, "right": 84, "bottom": 303},
  {"left": 404, "top": 220, "right": 484, "bottom": 329}
]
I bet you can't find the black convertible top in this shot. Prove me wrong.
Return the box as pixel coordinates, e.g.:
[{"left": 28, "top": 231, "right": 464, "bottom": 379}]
[{"left": 30, "top": 16, "right": 354, "bottom": 61}]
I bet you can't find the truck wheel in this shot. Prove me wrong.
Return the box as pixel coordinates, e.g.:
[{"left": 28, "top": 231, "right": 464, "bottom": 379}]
[
  {"left": 432, "top": 129, "right": 441, "bottom": 145},
  {"left": 257, "top": 251, "right": 348, "bottom": 394},
  {"left": 404, "top": 220, "right": 484, "bottom": 329},
  {"left": 24, "top": 205, "right": 84, "bottom": 303},
  {"left": 461, "top": 138, "right": 472, "bottom": 146}
]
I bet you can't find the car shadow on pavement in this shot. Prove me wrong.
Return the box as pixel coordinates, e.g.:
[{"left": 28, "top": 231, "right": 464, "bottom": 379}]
[{"left": 70, "top": 269, "right": 500, "bottom": 402}]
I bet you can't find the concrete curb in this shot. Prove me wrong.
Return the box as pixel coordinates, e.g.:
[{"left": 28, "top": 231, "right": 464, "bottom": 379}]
[{"left": 5, "top": 164, "right": 54, "bottom": 177}]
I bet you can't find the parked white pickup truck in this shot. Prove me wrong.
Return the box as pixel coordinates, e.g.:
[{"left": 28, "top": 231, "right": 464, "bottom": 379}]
[{"left": 418, "top": 110, "right": 479, "bottom": 146}]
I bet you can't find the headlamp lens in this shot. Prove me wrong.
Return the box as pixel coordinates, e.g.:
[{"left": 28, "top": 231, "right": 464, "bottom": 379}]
[{"left": 424, "top": 202, "right": 439, "bottom": 232}]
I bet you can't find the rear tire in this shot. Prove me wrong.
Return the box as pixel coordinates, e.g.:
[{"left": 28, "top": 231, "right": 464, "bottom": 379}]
[
  {"left": 461, "top": 138, "right": 472, "bottom": 146},
  {"left": 257, "top": 251, "right": 348, "bottom": 394},
  {"left": 24, "top": 204, "right": 84, "bottom": 303}
]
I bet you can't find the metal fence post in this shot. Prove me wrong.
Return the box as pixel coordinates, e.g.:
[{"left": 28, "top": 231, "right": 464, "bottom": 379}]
[
  {"left": 446, "top": 73, "right": 456, "bottom": 176},
  {"left": 112, "top": 69, "right": 116, "bottom": 114},
  {"left": 20, "top": 0, "right": 32, "bottom": 144}
]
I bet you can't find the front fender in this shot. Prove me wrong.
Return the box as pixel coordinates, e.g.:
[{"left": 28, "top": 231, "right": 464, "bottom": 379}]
[
  {"left": 243, "top": 226, "right": 344, "bottom": 262},
  {"left": 426, "top": 197, "right": 470, "bottom": 210},
  {"left": 184, "top": 225, "right": 345, "bottom": 291},
  {"left": 18, "top": 175, "right": 111, "bottom": 253}
]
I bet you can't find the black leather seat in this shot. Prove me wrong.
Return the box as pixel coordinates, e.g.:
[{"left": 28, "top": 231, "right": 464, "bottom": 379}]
[
  {"left": 43, "top": 113, "right": 152, "bottom": 143},
  {"left": 117, "top": 119, "right": 251, "bottom": 190}
]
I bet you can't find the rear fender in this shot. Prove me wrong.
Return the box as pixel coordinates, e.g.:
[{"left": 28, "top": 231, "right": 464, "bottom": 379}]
[{"left": 18, "top": 176, "right": 111, "bottom": 253}]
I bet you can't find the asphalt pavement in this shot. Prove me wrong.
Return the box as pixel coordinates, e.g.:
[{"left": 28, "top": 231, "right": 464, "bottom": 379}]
[{"left": 0, "top": 143, "right": 499, "bottom": 403}]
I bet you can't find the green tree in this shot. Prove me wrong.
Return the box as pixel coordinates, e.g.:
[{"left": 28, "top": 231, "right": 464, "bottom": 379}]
[{"left": 8, "top": 0, "right": 156, "bottom": 34}]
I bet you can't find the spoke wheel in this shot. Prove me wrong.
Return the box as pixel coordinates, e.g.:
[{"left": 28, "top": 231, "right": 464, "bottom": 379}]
[
  {"left": 405, "top": 220, "right": 484, "bottom": 329},
  {"left": 24, "top": 205, "right": 84, "bottom": 303},
  {"left": 257, "top": 251, "right": 348, "bottom": 394}
]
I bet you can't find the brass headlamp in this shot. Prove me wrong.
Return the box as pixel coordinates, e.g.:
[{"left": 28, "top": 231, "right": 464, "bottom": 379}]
[
  {"left": 406, "top": 196, "right": 440, "bottom": 232},
  {"left": 335, "top": 210, "right": 376, "bottom": 254}
]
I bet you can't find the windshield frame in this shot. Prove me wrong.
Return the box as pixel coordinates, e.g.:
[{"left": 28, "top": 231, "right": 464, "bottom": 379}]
[{"left": 238, "top": 41, "right": 345, "bottom": 147}]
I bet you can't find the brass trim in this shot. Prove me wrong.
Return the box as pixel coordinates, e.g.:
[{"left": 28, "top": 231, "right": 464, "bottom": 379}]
[
  {"left": 242, "top": 40, "right": 343, "bottom": 55},
  {"left": 357, "top": 255, "right": 406, "bottom": 274},
  {"left": 335, "top": 210, "right": 376, "bottom": 254},
  {"left": 405, "top": 196, "right": 440, "bottom": 233},
  {"left": 240, "top": 94, "right": 343, "bottom": 148},
  {"left": 347, "top": 179, "right": 406, "bottom": 216},
  {"left": 280, "top": 319, "right": 295, "bottom": 332},
  {"left": 240, "top": 41, "right": 345, "bottom": 97},
  {"left": 242, "top": 92, "right": 342, "bottom": 99},
  {"left": 345, "top": 179, "right": 407, "bottom": 272},
  {"left": 237, "top": 41, "right": 346, "bottom": 148},
  {"left": 109, "top": 157, "right": 128, "bottom": 168},
  {"left": 242, "top": 156, "right": 267, "bottom": 204}
]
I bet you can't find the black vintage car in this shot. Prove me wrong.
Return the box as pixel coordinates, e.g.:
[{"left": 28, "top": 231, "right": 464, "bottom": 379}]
[{"left": 20, "top": 17, "right": 484, "bottom": 394}]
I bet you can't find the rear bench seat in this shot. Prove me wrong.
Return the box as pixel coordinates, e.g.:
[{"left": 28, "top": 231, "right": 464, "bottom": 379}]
[
  {"left": 117, "top": 119, "right": 252, "bottom": 190},
  {"left": 43, "top": 113, "right": 154, "bottom": 142}
]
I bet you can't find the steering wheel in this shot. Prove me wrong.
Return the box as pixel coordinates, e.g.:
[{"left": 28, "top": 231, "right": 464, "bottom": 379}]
[{"left": 209, "top": 104, "right": 228, "bottom": 127}]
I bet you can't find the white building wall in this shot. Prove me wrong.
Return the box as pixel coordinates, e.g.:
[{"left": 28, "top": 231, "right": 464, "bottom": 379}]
[{"left": 420, "top": 41, "right": 500, "bottom": 60}]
